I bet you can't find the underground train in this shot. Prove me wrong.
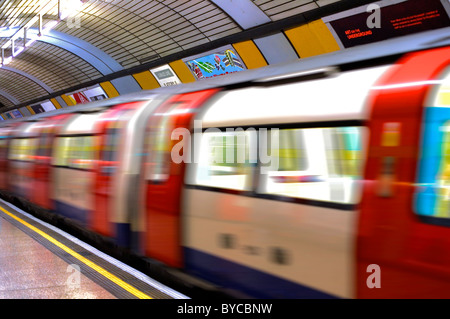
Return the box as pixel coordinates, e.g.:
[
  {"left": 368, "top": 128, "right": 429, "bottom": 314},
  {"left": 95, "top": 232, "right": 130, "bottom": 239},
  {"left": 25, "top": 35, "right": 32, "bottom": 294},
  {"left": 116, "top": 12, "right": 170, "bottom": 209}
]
[{"left": 1, "top": 35, "right": 450, "bottom": 298}]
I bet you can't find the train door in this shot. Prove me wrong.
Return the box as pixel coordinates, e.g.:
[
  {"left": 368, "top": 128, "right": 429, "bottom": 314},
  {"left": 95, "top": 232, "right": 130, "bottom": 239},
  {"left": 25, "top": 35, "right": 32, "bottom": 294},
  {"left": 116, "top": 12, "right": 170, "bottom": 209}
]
[
  {"left": 92, "top": 100, "right": 155, "bottom": 239},
  {"left": 52, "top": 112, "right": 104, "bottom": 226},
  {"left": 0, "top": 125, "right": 17, "bottom": 190},
  {"left": 357, "top": 46, "right": 450, "bottom": 298},
  {"left": 8, "top": 122, "right": 39, "bottom": 199},
  {"left": 32, "top": 114, "right": 73, "bottom": 210},
  {"left": 143, "top": 89, "right": 219, "bottom": 268},
  {"left": 92, "top": 105, "right": 133, "bottom": 237}
]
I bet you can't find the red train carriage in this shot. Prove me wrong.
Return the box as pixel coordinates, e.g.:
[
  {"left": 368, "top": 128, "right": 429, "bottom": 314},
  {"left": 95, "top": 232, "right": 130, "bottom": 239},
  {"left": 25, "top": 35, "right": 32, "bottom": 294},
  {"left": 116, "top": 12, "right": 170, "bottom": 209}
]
[
  {"left": 142, "top": 89, "right": 219, "bottom": 268},
  {"left": 0, "top": 40, "right": 448, "bottom": 298},
  {"left": 8, "top": 121, "right": 42, "bottom": 200},
  {"left": 0, "top": 122, "right": 22, "bottom": 190},
  {"left": 357, "top": 46, "right": 450, "bottom": 298},
  {"left": 99, "top": 97, "right": 168, "bottom": 248},
  {"left": 92, "top": 100, "right": 154, "bottom": 238},
  {"left": 31, "top": 113, "right": 74, "bottom": 210}
]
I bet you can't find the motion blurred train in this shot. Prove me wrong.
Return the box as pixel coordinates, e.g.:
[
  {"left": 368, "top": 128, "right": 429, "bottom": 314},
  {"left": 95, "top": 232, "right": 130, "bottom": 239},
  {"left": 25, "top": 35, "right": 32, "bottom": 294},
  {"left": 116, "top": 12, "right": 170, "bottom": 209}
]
[{"left": 1, "top": 30, "right": 450, "bottom": 298}]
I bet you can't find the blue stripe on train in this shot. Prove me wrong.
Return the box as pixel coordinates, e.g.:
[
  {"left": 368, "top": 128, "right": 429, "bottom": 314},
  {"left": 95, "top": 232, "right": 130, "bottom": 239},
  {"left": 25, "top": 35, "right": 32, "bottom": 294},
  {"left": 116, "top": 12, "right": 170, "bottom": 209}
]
[
  {"left": 54, "top": 200, "right": 88, "bottom": 226},
  {"left": 12, "top": 185, "right": 26, "bottom": 199},
  {"left": 183, "top": 247, "right": 338, "bottom": 299},
  {"left": 52, "top": 202, "right": 139, "bottom": 251},
  {"left": 115, "top": 222, "right": 131, "bottom": 247}
]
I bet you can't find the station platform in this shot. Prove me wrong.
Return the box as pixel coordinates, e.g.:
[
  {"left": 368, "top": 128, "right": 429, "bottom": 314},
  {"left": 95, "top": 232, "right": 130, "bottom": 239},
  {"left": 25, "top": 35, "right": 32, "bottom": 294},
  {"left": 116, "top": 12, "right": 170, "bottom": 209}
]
[{"left": 0, "top": 198, "right": 189, "bottom": 299}]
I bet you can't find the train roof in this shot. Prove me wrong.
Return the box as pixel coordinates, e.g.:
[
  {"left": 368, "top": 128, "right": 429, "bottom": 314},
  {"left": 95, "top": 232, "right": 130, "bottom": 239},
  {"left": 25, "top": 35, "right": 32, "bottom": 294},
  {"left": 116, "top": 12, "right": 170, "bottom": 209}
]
[
  {"left": 58, "top": 111, "right": 106, "bottom": 135},
  {"left": 199, "top": 65, "right": 390, "bottom": 128}
]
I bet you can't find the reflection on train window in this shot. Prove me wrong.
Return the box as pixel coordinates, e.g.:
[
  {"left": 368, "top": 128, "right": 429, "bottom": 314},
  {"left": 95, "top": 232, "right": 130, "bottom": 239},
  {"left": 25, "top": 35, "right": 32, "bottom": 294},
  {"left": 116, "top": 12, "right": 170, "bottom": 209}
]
[
  {"left": 9, "top": 138, "right": 37, "bottom": 162},
  {"left": 145, "top": 111, "right": 174, "bottom": 182},
  {"left": 326, "top": 127, "right": 362, "bottom": 179},
  {"left": 414, "top": 66, "right": 450, "bottom": 222},
  {"left": 54, "top": 136, "right": 97, "bottom": 170},
  {"left": 278, "top": 129, "right": 307, "bottom": 171},
  {"left": 101, "top": 127, "right": 120, "bottom": 175},
  {"left": 260, "top": 127, "right": 364, "bottom": 204},
  {"left": 195, "top": 130, "right": 256, "bottom": 191},
  {"left": 36, "top": 132, "right": 52, "bottom": 158},
  {"left": 435, "top": 126, "right": 450, "bottom": 217},
  {"left": 415, "top": 120, "right": 450, "bottom": 219},
  {"left": 0, "top": 137, "right": 9, "bottom": 159}
]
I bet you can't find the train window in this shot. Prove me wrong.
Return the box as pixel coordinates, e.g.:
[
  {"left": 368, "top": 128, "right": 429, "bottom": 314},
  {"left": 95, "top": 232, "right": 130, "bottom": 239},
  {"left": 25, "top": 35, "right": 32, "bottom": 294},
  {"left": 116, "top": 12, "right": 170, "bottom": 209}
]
[
  {"left": 145, "top": 109, "right": 175, "bottom": 182},
  {"left": 100, "top": 109, "right": 131, "bottom": 175},
  {"left": 8, "top": 138, "right": 37, "bottom": 162},
  {"left": 434, "top": 126, "right": 450, "bottom": 217},
  {"left": 36, "top": 132, "right": 52, "bottom": 158},
  {"left": 278, "top": 129, "right": 307, "bottom": 171},
  {"left": 259, "top": 126, "right": 364, "bottom": 204},
  {"left": 326, "top": 127, "right": 363, "bottom": 178},
  {"left": 101, "top": 127, "right": 120, "bottom": 175},
  {"left": 54, "top": 137, "right": 70, "bottom": 167},
  {"left": 0, "top": 138, "right": 7, "bottom": 159},
  {"left": 53, "top": 136, "right": 97, "bottom": 170},
  {"left": 414, "top": 67, "right": 450, "bottom": 224},
  {"left": 194, "top": 130, "right": 256, "bottom": 191},
  {"left": 415, "top": 121, "right": 450, "bottom": 220}
]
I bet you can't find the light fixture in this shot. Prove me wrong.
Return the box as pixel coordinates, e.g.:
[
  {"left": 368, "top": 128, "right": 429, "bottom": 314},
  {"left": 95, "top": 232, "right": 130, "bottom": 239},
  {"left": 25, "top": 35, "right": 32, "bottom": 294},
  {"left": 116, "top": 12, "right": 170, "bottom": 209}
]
[{"left": 0, "top": 0, "right": 85, "bottom": 67}]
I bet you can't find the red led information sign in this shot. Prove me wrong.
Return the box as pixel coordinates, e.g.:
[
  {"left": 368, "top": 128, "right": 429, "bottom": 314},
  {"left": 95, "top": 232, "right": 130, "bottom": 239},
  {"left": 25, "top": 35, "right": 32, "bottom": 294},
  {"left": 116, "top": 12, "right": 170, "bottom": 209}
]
[{"left": 328, "top": 0, "right": 450, "bottom": 48}]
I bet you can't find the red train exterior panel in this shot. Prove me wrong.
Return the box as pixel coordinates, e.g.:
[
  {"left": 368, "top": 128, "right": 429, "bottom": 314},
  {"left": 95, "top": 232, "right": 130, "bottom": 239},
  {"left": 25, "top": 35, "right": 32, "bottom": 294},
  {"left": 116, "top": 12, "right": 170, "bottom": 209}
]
[
  {"left": 92, "top": 101, "right": 149, "bottom": 237},
  {"left": 143, "top": 89, "right": 219, "bottom": 268},
  {"left": 357, "top": 46, "right": 450, "bottom": 298},
  {"left": 31, "top": 114, "right": 74, "bottom": 210}
]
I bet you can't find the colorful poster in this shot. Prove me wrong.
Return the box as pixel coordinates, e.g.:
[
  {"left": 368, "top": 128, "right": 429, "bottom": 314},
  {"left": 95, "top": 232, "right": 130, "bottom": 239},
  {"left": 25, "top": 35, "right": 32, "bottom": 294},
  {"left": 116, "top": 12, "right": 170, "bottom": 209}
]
[
  {"left": 184, "top": 46, "right": 246, "bottom": 80},
  {"left": 69, "top": 86, "right": 107, "bottom": 104},
  {"left": 30, "top": 101, "right": 56, "bottom": 114},
  {"left": 73, "top": 91, "right": 90, "bottom": 104},
  {"left": 4, "top": 109, "right": 22, "bottom": 119},
  {"left": 41, "top": 100, "right": 57, "bottom": 112},
  {"left": 12, "top": 110, "right": 22, "bottom": 118},
  {"left": 31, "top": 104, "right": 45, "bottom": 114},
  {"left": 83, "top": 85, "right": 107, "bottom": 101}
]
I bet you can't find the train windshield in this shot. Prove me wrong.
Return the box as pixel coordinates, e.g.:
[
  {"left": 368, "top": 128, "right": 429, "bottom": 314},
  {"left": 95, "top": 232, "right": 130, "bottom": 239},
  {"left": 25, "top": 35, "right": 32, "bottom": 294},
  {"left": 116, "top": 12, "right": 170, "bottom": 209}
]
[{"left": 415, "top": 66, "right": 450, "bottom": 222}]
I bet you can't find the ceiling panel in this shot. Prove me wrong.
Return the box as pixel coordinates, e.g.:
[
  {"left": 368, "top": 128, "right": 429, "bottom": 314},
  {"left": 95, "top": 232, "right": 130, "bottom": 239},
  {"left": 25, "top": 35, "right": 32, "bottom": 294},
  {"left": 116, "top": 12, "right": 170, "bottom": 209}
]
[
  {"left": 0, "top": 68, "right": 48, "bottom": 104},
  {"left": 53, "top": 0, "right": 243, "bottom": 69},
  {"left": 6, "top": 41, "right": 102, "bottom": 92},
  {"left": 0, "top": 94, "right": 14, "bottom": 108},
  {"left": 253, "top": 0, "right": 342, "bottom": 20}
]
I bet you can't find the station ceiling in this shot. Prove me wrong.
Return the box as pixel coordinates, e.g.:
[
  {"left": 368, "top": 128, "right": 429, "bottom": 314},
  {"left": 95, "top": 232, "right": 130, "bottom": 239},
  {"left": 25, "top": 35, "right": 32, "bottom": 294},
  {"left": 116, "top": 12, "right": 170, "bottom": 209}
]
[{"left": 0, "top": 0, "right": 353, "bottom": 111}]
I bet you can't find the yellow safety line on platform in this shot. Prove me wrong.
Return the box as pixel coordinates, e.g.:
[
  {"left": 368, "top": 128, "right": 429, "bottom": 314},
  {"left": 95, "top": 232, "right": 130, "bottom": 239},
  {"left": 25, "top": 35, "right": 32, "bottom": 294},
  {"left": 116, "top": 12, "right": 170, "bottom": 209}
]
[{"left": 0, "top": 205, "right": 152, "bottom": 299}]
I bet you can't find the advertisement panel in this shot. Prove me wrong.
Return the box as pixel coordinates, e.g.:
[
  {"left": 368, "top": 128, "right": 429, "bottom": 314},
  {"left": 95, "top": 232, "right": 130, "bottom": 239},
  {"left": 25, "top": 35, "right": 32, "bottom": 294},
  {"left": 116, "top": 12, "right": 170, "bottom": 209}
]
[
  {"left": 4, "top": 109, "right": 23, "bottom": 119},
  {"left": 68, "top": 85, "right": 107, "bottom": 105},
  {"left": 30, "top": 100, "right": 56, "bottom": 114},
  {"left": 183, "top": 45, "right": 246, "bottom": 80},
  {"left": 325, "top": 0, "right": 450, "bottom": 48},
  {"left": 150, "top": 65, "right": 182, "bottom": 87}
]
